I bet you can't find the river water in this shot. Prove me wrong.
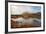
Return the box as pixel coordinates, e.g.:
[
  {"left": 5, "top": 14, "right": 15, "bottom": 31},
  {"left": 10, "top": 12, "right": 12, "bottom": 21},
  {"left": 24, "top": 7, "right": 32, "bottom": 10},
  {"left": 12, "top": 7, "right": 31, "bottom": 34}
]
[{"left": 15, "top": 17, "right": 41, "bottom": 27}]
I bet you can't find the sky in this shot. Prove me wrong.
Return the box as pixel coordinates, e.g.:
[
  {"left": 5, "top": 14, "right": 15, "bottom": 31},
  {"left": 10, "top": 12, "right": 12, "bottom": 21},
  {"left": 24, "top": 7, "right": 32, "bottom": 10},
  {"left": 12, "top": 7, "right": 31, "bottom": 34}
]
[{"left": 11, "top": 5, "right": 41, "bottom": 15}]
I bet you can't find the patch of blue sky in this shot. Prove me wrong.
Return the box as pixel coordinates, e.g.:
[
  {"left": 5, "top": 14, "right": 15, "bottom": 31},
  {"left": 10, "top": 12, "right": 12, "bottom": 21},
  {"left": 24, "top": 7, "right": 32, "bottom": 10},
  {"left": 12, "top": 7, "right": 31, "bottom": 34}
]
[{"left": 31, "top": 6, "right": 41, "bottom": 13}]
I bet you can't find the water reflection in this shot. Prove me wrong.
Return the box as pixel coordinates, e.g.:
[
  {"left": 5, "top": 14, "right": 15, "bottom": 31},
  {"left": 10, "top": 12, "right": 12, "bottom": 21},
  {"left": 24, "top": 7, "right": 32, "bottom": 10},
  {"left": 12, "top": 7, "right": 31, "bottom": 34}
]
[{"left": 11, "top": 17, "right": 41, "bottom": 27}]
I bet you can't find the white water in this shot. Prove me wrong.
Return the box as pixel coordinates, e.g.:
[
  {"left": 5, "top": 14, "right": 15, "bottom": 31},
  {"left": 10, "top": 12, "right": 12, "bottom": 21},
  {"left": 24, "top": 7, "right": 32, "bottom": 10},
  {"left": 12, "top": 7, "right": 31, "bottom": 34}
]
[{"left": 14, "top": 17, "right": 41, "bottom": 26}]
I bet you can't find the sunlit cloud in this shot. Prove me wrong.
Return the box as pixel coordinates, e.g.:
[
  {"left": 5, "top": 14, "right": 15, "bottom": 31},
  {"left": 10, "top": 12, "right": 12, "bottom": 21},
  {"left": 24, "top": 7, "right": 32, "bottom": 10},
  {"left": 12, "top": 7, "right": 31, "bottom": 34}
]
[{"left": 11, "top": 5, "right": 41, "bottom": 15}]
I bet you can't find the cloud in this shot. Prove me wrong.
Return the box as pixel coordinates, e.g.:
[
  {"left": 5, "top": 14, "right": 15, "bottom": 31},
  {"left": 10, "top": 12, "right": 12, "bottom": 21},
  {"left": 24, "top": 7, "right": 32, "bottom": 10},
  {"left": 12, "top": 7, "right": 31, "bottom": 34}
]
[{"left": 11, "top": 5, "right": 41, "bottom": 15}]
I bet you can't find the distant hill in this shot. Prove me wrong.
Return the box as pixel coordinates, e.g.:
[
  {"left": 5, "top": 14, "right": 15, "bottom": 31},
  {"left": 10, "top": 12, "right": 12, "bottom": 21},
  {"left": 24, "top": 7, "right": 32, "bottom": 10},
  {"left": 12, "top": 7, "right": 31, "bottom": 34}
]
[{"left": 11, "top": 12, "right": 41, "bottom": 19}]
